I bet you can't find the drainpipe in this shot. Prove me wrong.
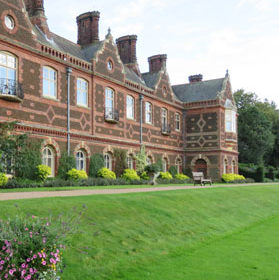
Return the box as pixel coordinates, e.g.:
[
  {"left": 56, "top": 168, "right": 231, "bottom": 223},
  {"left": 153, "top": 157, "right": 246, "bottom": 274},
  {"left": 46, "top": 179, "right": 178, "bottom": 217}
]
[
  {"left": 139, "top": 94, "right": 144, "bottom": 145},
  {"left": 182, "top": 109, "right": 187, "bottom": 169},
  {"left": 66, "top": 67, "right": 72, "bottom": 155}
]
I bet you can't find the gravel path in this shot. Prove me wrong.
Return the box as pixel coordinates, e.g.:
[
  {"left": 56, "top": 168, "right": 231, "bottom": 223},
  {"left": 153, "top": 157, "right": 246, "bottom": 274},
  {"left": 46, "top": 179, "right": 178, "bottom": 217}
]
[{"left": 0, "top": 183, "right": 278, "bottom": 201}]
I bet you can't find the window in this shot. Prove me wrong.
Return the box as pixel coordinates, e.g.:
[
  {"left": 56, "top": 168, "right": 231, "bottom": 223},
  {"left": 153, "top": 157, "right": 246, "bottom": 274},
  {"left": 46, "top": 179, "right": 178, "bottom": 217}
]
[
  {"left": 175, "top": 113, "right": 180, "bottom": 131},
  {"left": 162, "top": 108, "right": 168, "bottom": 128},
  {"left": 223, "top": 159, "right": 228, "bottom": 174},
  {"left": 145, "top": 102, "right": 152, "bottom": 124},
  {"left": 127, "top": 155, "right": 133, "bottom": 169},
  {"left": 232, "top": 161, "right": 236, "bottom": 174},
  {"left": 105, "top": 87, "right": 114, "bottom": 117},
  {"left": 76, "top": 150, "right": 86, "bottom": 171},
  {"left": 0, "top": 52, "right": 17, "bottom": 94},
  {"left": 175, "top": 158, "right": 182, "bottom": 174},
  {"left": 126, "top": 95, "right": 135, "bottom": 119},
  {"left": 225, "top": 110, "right": 236, "bottom": 132},
  {"left": 77, "top": 78, "right": 88, "bottom": 106},
  {"left": 104, "top": 153, "right": 112, "bottom": 170},
  {"left": 1, "top": 153, "right": 14, "bottom": 175},
  {"left": 107, "top": 60, "right": 113, "bottom": 71},
  {"left": 4, "top": 15, "right": 15, "bottom": 30},
  {"left": 42, "top": 146, "right": 55, "bottom": 177},
  {"left": 146, "top": 156, "right": 152, "bottom": 165},
  {"left": 43, "top": 66, "right": 57, "bottom": 98},
  {"left": 162, "top": 158, "right": 168, "bottom": 172}
]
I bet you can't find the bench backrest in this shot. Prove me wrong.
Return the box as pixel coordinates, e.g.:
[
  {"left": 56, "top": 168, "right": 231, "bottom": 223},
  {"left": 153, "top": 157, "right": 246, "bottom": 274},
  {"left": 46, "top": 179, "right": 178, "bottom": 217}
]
[{"left": 192, "top": 172, "right": 204, "bottom": 180}]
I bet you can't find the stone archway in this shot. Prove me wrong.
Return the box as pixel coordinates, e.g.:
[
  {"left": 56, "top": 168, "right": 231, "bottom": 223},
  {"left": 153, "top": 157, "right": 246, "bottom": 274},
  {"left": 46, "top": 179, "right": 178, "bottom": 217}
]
[{"left": 194, "top": 159, "right": 207, "bottom": 177}]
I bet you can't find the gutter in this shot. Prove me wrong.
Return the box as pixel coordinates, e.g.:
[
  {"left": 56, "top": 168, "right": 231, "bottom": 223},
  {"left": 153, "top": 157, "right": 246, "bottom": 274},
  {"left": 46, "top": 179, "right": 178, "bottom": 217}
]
[{"left": 66, "top": 67, "right": 72, "bottom": 155}]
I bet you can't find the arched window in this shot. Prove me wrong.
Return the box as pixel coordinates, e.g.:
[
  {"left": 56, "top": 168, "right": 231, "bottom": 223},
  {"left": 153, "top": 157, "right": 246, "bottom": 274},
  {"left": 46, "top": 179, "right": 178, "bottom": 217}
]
[
  {"left": 127, "top": 155, "right": 134, "bottom": 170},
  {"left": 126, "top": 95, "right": 135, "bottom": 119},
  {"left": 76, "top": 150, "right": 86, "bottom": 171},
  {"left": 0, "top": 52, "right": 17, "bottom": 95},
  {"left": 232, "top": 161, "right": 236, "bottom": 174},
  {"left": 105, "top": 87, "right": 114, "bottom": 115},
  {"left": 146, "top": 156, "right": 152, "bottom": 165},
  {"left": 223, "top": 159, "right": 228, "bottom": 174},
  {"left": 77, "top": 78, "right": 88, "bottom": 107},
  {"left": 145, "top": 102, "right": 152, "bottom": 124},
  {"left": 104, "top": 153, "right": 112, "bottom": 170},
  {"left": 42, "top": 146, "right": 55, "bottom": 177},
  {"left": 175, "top": 158, "right": 182, "bottom": 174},
  {"left": 162, "top": 158, "right": 168, "bottom": 172},
  {"left": 43, "top": 66, "right": 57, "bottom": 98}
]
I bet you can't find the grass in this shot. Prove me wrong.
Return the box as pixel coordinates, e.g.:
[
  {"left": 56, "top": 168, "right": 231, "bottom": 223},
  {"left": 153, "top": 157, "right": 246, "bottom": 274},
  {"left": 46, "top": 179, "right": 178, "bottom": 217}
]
[{"left": 1, "top": 184, "right": 279, "bottom": 279}]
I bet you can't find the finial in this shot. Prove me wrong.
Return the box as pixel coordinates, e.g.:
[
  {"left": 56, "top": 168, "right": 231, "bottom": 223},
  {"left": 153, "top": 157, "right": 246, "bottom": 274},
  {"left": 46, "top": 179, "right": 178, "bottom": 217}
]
[
  {"left": 226, "top": 69, "right": 229, "bottom": 77},
  {"left": 106, "top": 27, "right": 112, "bottom": 39}
]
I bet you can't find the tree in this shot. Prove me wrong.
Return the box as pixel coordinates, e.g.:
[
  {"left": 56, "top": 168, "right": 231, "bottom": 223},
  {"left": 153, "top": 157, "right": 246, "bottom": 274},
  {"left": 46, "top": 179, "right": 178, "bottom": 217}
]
[
  {"left": 238, "top": 106, "right": 274, "bottom": 164},
  {"left": 89, "top": 153, "right": 104, "bottom": 177},
  {"left": 113, "top": 148, "right": 127, "bottom": 177},
  {"left": 57, "top": 152, "right": 76, "bottom": 179},
  {"left": 135, "top": 145, "right": 147, "bottom": 174}
]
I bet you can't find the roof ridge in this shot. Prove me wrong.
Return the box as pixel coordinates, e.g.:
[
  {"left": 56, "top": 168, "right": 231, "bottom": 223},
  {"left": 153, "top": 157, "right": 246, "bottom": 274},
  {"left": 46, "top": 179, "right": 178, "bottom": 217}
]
[{"left": 172, "top": 77, "right": 225, "bottom": 88}]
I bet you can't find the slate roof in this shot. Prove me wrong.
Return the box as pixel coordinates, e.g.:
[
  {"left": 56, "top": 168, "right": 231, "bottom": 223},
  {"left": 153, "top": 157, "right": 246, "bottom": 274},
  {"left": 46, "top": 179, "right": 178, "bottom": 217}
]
[
  {"left": 172, "top": 78, "right": 225, "bottom": 103},
  {"left": 124, "top": 66, "right": 146, "bottom": 86},
  {"left": 141, "top": 72, "right": 161, "bottom": 89}
]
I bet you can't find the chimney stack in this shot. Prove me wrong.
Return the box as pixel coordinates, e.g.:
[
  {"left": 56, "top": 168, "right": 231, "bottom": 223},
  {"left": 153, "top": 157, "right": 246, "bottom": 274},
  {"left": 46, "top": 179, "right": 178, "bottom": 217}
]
[
  {"left": 76, "top": 11, "right": 100, "bottom": 46},
  {"left": 116, "top": 35, "right": 141, "bottom": 76},
  {"left": 24, "top": 0, "right": 51, "bottom": 37},
  {"left": 189, "top": 74, "right": 203, "bottom": 83},
  {"left": 148, "top": 54, "right": 167, "bottom": 72}
]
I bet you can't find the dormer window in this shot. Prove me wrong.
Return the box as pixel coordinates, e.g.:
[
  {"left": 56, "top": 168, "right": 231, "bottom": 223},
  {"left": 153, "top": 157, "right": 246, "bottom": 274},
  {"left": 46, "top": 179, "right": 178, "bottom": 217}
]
[{"left": 225, "top": 99, "right": 236, "bottom": 133}]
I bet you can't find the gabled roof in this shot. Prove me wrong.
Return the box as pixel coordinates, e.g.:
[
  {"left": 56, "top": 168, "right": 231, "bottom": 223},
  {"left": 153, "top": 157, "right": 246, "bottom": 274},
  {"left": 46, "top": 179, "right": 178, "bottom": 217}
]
[
  {"left": 141, "top": 72, "right": 161, "bottom": 89},
  {"left": 124, "top": 66, "right": 146, "bottom": 86},
  {"left": 33, "top": 26, "right": 103, "bottom": 62},
  {"left": 172, "top": 78, "right": 226, "bottom": 103}
]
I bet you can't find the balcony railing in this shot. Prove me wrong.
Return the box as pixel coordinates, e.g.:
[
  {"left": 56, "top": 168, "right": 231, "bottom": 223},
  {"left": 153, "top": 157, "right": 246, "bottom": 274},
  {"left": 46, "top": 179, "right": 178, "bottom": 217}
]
[
  {"left": 104, "top": 107, "right": 119, "bottom": 123},
  {"left": 161, "top": 124, "right": 171, "bottom": 135},
  {"left": 0, "top": 78, "right": 24, "bottom": 102}
]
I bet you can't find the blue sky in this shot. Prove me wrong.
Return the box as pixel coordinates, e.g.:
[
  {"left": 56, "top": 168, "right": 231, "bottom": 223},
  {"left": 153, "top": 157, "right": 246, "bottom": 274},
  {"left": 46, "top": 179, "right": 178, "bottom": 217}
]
[{"left": 45, "top": 0, "right": 279, "bottom": 106}]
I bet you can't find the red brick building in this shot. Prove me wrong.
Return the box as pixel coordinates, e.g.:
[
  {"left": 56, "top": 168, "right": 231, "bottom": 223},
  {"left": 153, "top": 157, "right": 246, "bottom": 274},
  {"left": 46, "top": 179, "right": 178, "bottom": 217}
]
[{"left": 0, "top": 0, "right": 238, "bottom": 180}]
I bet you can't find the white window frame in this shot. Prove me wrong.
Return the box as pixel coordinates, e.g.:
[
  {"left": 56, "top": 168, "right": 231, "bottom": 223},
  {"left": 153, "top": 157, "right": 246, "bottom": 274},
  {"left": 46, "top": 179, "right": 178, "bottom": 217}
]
[
  {"left": 175, "top": 158, "right": 182, "bottom": 174},
  {"left": 162, "top": 158, "right": 168, "bottom": 172},
  {"left": 225, "top": 110, "right": 236, "bottom": 133},
  {"left": 145, "top": 102, "right": 152, "bottom": 124},
  {"left": 76, "top": 150, "right": 86, "bottom": 171},
  {"left": 175, "top": 113, "right": 180, "bottom": 131},
  {"left": 0, "top": 52, "right": 17, "bottom": 89},
  {"left": 43, "top": 66, "right": 57, "bottom": 99},
  {"left": 162, "top": 108, "right": 168, "bottom": 127},
  {"left": 77, "top": 78, "right": 88, "bottom": 107},
  {"left": 127, "top": 155, "right": 134, "bottom": 170},
  {"left": 126, "top": 95, "right": 135, "bottom": 120},
  {"left": 42, "top": 146, "right": 55, "bottom": 177},
  {"left": 104, "top": 153, "right": 112, "bottom": 170}
]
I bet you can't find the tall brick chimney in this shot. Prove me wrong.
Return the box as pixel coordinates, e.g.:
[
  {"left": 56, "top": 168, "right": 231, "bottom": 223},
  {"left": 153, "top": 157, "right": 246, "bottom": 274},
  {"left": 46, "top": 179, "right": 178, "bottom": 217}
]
[
  {"left": 189, "top": 74, "right": 203, "bottom": 83},
  {"left": 116, "top": 35, "right": 141, "bottom": 76},
  {"left": 24, "top": 0, "right": 51, "bottom": 38},
  {"left": 76, "top": 11, "right": 100, "bottom": 46},
  {"left": 148, "top": 54, "right": 167, "bottom": 72}
]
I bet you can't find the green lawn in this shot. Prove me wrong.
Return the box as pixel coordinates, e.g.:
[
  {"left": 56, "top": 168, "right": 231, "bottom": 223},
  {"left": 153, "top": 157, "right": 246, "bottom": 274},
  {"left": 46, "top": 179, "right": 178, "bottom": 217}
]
[{"left": 1, "top": 184, "right": 279, "bottom": 279}]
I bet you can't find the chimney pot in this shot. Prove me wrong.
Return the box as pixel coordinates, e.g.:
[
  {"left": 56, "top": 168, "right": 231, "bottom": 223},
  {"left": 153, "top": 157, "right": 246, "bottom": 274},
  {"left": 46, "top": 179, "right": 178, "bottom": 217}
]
[
  {"left": 189, "top": 74, "right": 203, "bottom": 83},
  {"left": 116, "top": 35, "right": 138, "bottom": 64}
]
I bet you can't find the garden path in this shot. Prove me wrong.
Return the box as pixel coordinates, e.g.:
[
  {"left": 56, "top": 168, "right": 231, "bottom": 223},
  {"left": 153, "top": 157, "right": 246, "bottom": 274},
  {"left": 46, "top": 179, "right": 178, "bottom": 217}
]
[{"left": 0, "top": 183, "right": 278, "bottom": 201}]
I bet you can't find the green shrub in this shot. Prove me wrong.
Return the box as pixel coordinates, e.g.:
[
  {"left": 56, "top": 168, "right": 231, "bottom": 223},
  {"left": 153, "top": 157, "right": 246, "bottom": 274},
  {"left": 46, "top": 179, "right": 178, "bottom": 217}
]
[
  {"left": 145, "top": 163, "right": 161, "bottom": 174},
  {"left": 222, "top": 173, "right": 246, "bottom": 183},
  {"left": 266, "top": 166, "right": 275, "bottom": 181},
  {"left": 160, "top": 172, "right": 173, "bottom": 180},
  {"left": 168, "top": 165, "right": 178, "bottom": 177},
  {"left": 89, "top": 153, "right": 104, "bottom": 178},
  {"left": 122, "top": 169, "right": 140, "bottom": 181},
  {"left": 67, "top": 168, "right": 88, "bottom": 180},
  {"left": 97, "top": 168, "right": 116, "bottom": 179},
  {"left": 255, "top": 166, "right": 264, "bottom": 182},
  {"left": 58, "top": 152, "right": 76, "bottom": 179},
  {"left": 114, "top": 148, "right": 127, "bottom": 177},
  {"left": 140, "top": 171, "right": 150, "bottom": 180},
  {"left": 175, "top": 173, "right": 189, "bottom": 180},
  {"left": 36, "top": 164, "right": 51, "bottom": 181},
  {"left": 0, "top": 173, "right": 8, "bottom": 186}
]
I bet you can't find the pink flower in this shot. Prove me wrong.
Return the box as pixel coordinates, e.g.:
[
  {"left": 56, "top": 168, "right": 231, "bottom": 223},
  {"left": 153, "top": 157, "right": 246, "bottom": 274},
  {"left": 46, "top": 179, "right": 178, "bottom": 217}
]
[
  {"left": 21, "top": 263, "right": 26, "bottom": 268},
  {"left": 32, "top": 254, "right": 37, "bottom": 259},
  {"left": 42, "top": 261, "right": 46, "bottom": 266},
  {"left": 50, "top": 258, "right": 56, "bottom": 264},
  {"left": 26, "top": 258, "right": 31, "bottom": 263}
]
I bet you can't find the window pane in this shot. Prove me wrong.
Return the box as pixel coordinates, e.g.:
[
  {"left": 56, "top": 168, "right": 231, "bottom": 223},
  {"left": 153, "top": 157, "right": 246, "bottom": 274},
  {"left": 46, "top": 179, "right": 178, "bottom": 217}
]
[
  {"left": 0, "top": 54, "right": 6, "bottom": 65},
  {"left": 50, "top": 82, "right": 56, "bottom": 97},
  {"left": 7, "top": 56, "right": 16, "bottom": 68},
  {"left": 8, "top": 69, "right": 16, "bottom": 80},
  {"left": 0, "top": 66, "right": 6, "bottom": 79},
  {"left": 43, "top": 67, "right": 49, "bottom": 79}
]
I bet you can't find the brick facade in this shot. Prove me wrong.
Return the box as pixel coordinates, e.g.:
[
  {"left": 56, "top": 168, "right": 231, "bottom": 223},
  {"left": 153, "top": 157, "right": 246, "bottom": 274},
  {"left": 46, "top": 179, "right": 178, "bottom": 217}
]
[{"left": 0, "top": 0, "right": 238, "bottom": 180}]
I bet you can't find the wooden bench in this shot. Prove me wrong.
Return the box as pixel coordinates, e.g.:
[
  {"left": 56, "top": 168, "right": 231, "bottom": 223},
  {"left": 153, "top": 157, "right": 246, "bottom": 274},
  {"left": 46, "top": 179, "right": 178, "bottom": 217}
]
[{"left": 192, "top": 172, "right": 212, "bottom": 186}]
